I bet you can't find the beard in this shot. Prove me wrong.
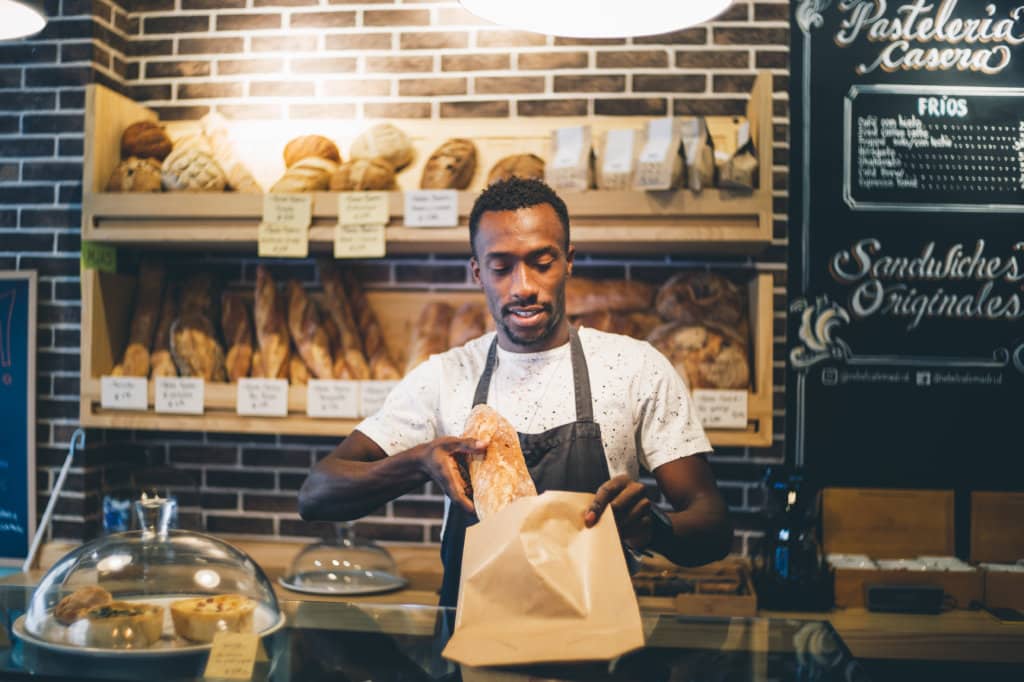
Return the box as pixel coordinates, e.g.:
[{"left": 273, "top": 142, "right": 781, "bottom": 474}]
[{"left": 497, "top": 299, "right": 566, "bottom": 349}]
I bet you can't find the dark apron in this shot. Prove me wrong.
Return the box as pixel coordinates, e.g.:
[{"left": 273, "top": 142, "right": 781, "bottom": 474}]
[{"left": 438, "top": 327, "right": 612, "bottom": 607}]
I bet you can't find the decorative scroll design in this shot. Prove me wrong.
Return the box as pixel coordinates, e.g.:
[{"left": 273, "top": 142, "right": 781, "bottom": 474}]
[{"left": 796, "top": 0, "right": 832, "bottom": 33}]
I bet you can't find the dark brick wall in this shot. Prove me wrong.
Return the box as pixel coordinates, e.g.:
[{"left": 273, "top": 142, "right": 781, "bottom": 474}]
[{"left": 1, "top": 0, "right": 790, "bottom": 554}]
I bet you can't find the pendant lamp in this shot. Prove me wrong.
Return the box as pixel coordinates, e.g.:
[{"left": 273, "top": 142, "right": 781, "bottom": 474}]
[
  {"left": 459, "top": 0, "right": 732, "bottom": 38},
  {"left": 0, "top": 0, "right": 46, "bottom": 41}
]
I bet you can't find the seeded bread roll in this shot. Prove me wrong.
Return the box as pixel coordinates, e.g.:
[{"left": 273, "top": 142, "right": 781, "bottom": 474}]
[
  {"left": 420, "top": 138, "right": 477, "bottom": 189},
  {"left": 462, "top": 404, "right": 537, "bottom": 520},
  {"left": 283, "top": 134, "right": 341, "bottom": 167},
  {"left": 121, "top": 120, "right": 172, "bottom": 161},
  {"left": 106, "top": 157, "right": 163, "bottom": 192}
]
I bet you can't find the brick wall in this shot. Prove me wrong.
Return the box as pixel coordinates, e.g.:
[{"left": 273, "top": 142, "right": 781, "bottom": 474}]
[{"left": 1, "top": 0, "right": 789, "bottom": 555}]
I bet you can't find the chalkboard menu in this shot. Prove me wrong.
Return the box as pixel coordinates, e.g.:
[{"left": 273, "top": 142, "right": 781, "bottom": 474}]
[
  {"left": 788, "top": 1, "right": 1024, "bottom": 491},
  {"left": 0, "top": 272, "right": 36, "bottom": 566}
]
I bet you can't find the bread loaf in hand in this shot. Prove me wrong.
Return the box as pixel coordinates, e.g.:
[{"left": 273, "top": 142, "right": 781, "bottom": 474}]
[{"left": 462, "top": 404, "right": 537, "bottom": 520}]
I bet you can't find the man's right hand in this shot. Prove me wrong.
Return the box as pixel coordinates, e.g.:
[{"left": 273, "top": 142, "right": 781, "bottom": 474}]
[{"left": 417, "top": 437, "right": 487, "bottom": 514}]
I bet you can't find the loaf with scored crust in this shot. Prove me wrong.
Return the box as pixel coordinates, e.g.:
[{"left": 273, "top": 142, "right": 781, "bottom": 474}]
[{"left": 461, "top": 404, "right": 537, "bottom": 520}]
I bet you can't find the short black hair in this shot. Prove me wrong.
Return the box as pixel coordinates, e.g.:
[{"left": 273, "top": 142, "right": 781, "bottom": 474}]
[{"left": 468, "top": 177, "right": 570, "bottom": 256}]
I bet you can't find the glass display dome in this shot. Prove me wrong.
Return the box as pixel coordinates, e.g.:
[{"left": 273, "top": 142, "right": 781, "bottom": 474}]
[
  {"left": 17, "top": 497, "right": 284, "bottom": 655},
  {"left": 279, "top": 523, "right": 406, "bottom": 595}
]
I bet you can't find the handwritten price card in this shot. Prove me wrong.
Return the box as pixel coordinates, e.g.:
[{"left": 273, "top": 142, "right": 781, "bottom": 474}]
[
  {"left": 360, "top": 380, "right": 399, "bottom": 417},
  {"left": 403, "top": 190, "right": 458, "bottom": 228},
  {"left": 203, "top": 632, "right": 259, "bottom": 680},
  {"left": 339, "top": 191, "right": 389, "bottom": 226},
  {"left": 100, "top": 376, "right": 147, "bottom": 411},
  {"left": 336, "top": 192, "right": 388, "bottom": 258},
  {"left": 236, "top": 378, "right": 289, "bottom": 417},
  {"left": 258, "top": 193, "right": 311, "bottom": 258},
  {"left": 692, "top": 389, "right": 748, "bottom": 429},
  {"left": 307, "top": 380, "right": 360, "bottom": 418},
  {"left": 155, "top": 377, "right": 204, "bottom": 415}
]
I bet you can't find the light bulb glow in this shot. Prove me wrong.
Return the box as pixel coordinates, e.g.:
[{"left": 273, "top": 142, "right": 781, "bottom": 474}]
[
  {"left": 0, "top": 0, "right": 45, "bottom": 41},
  {"left": 460, "top": 0, "right": 731, "bottom": 38}
]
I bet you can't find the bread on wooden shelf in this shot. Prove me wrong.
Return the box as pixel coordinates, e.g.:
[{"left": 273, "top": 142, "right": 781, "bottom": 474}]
[
  {"left": 486, "top": 153, "right": 545, "bottom": 185},
  {"left": 112, "top": 259, "right": 165, "bottom": 377},
  {"left": 328, "top": 158, "right": 397, "bottom": 191},
  {"left": 289, "top": 353, "right": 310, "bottom": 385},
  {"left": 350, "top": 123, "right": 413, "bottom": 171},
  {"left": 254, "top": 265, "right": 290, "bottom": 380},
  {"left": 286, "top": 280, "right": 334, "bottom": 380},
  {"left": 106, "top": 157, "right": 163, "bottom": 192},
  {"left": 200, "top": 112, "right": 262, "bottom": 193},
  {"left": 565, "top": 277, "right": 654, "bottom": 317},
  {"left": 320, "top": 263, "right": 371, "bottom": 380},
  {"left": 121, "top": 120, "right": 172, "bottom": 161},
  {"left": 221, "top": 292, "right": 254, "bottom": 382},
  {"left": 406, "top": 301, "right": 453, "bottom": 374},
  {"left": 169, "top": 271, "right": 226, "bottom": 382},
  {"left": 647, "top": 323, "right": 749, "bottom": 390},
  {"left": 449, "top": 301, "right": 488, "bottom": 348},
  {"left": 655, "top": 271, "right": 748, "bottom": 342},
  {"left": 150, "top": 284, "right": 178, "bottom": 379},
  {"left": 161, "top": 146, "right": 227, "bottom": 192},
  {"left": 283, "top": 134, "right": 341, "bottom": 167},
  {"left": 420, "top": 138, "right": 477, "bottom": 190},
  {"left": 270, "top": 156, "right": 337, "bottom": 193},
  {"left": 340, "top": 270, "right": 401, "bottom": 380}
]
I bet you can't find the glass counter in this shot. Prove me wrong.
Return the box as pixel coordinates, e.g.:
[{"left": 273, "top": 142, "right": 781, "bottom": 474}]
[{"left": 0, "top": 580, "right": 869, "bottom": 681}]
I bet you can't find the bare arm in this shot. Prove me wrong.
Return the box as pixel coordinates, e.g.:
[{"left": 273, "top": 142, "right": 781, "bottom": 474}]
[
  {"left": 585, "top": 454, "right": 732, "bottom": 566},
  {"left": 298, "top": 430, "right": 484, "bottom": 521}
]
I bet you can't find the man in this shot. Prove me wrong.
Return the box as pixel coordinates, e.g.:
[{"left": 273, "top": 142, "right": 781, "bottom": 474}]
[{"left": 299, "top": 178, "right": 731, "bottom": 606}]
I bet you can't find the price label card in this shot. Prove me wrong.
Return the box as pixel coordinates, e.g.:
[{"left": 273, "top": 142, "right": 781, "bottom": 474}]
[
  {"left": 603, "top": 128, "right": 636, "bottom": 175},
  {"left": 258, "top": 221, "right": 309, "bottom": 258},
  {"left": 334, "top": 223, "right": 385, "bottom": 259},
  {"left": 339, "top": 191, "right": 389, "bottom": 226},
  {"left": 692, "top": 389, "right": 748, "bottom": 429},
  {"left": 307, "top": 379, "right": 360, "bottom": 418},
  {"left": 403, "top": 190, "right": 458, "bottom": 228},
  {"left": 203, "top": 632, "right": 259, "bottom": 680},
  {"left": 553, "top": 126, "right": 585, "bottom": 169},
  {"left": 360, "top": 380, "right": 399, "bottom": 417},
  {"left": 640, "top": 118, "right": 673, "bottom": 163},
  {"left": 155, "top": 377, "right": 204, "bottom": 415},
  {"left": 263, "top": 193, "right": 312, "bottom": 228},
  {"left": 100, "top": 376, "right": 147, "bottom": 411},
  {"left": 81, "top": 241, "right": 117, "bottom": 273},
  {"left": 236, "top": 378, "right": 289, "bottom": 417}
]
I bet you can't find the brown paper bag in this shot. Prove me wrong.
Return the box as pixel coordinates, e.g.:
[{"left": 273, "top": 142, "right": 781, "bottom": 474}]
[{"left": 442, "top": 490, "right": 645, "bottom": 667}]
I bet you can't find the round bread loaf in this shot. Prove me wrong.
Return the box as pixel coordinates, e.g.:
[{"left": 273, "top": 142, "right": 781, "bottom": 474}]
[
  {"left": 270, "top": 156, "right": 338, "bottom": 193},
  {"left": 161, "top": 147, "right": 227, "bottom": 191},
  {"left": 329, "top": 158, "right": 397, "bottom": 191},
  {"left": 120, "top": 120, "right": 172, "bottom": 161},
  {"left": 283, "top": 134, "right": 341, "bottom": 167},
  {"left": 655, "top": 271, "right": 746, "bottom": 331},
  {"left": 420, "top": 138, "right": 477, "bottom": 189},
  {"left": 486, "top": 153, "right": 545, "bottom": 185},
  {"left": 350, "top": 123, "right": 413, "bottom": 171},
  {"left": 106, "top": 157, "right": 163, "bottom": 192},
  {"left": 647, "top": 322, "right": 749, "bottom": 390}
]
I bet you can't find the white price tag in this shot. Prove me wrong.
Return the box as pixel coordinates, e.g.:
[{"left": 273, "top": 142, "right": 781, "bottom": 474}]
[
  {"left": 155, "top": 377, "right": 204, "bottom": 415},
  {"left": 603, "top": 129, "right": 636, "bottom": 175},
  {"left": 553, "top": 126, "right": 585, "bottom": 169},
  {"left": 236, "top": 378, "right": 289, "bottom": 417},
  {"left": 259, "top": 193, "right": 312, "bottom": 258},
  {"left": 640, "top": 118, "right": 673, "bottom": 163},
  {"left": 403, "top": 190, "right": 459, "bottom": 228},
  {"left": 307, "top": 379, "right": 360, "bottom": 418},
  {"left": 334, "top": 223, "right": 386, "bottom": 259},
  {"left": 100, "top": 376, "right": 147, "bottom": 411},
  {"left": 339, "top": 191, "right": 389, "bottom": 226},
  {"left": 692, "top": 389, "right": 748, "bottom": 429},
  {"left": 360, "top": 380, "right": 399, "bottom": 417}
]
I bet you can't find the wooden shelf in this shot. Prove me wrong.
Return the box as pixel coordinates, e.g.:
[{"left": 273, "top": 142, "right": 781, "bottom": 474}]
[
  {"left": 80, "top": 272, "right": 774, "bottom": 447},
  {"left": 81, "top": 72, "right": 775, "bottom": 255}
]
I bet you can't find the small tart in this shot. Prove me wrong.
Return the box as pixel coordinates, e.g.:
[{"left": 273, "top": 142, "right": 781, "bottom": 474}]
[
  {"left": 84, "top": 601, "right": 165, "bottom": 649},
  {"left": 54, "top": 585, "right": 112, "bottom": 625},
  {"left": 170, "top": 594, "right": 255, "bottom": 643}
]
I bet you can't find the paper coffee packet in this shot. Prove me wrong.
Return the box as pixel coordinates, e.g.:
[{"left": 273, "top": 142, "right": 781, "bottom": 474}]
[
  {"left": 679, "top": 117, "right": 715, "bottom": 192},
  {"left": 596, "top": 128, "right": 637, "bottom": 190},
  {"left": 546, "top": 125, "right": 593, "bottom": 191},
  {"left": 633, "top": 118, "right": 682, "bottom": 191},
  {"left": 718, "top": 119, "right": 758, "bottom": 190}
]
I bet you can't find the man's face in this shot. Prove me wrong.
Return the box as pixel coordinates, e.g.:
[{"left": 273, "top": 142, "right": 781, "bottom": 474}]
[{"left": 470, "top": 203, "right": 575, "bottom": 352}]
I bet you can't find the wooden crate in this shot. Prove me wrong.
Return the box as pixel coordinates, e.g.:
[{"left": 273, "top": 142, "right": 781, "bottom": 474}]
[
  {"left": 81, "top": 73, "right": 775, "bottom": 255},
  {"left": 823, "top": 488, "right": 984, "bottom": 609},
  {"left": 79, "top": 270, "right": 773, "bottom": 446},
  {"left": 971, "top": 491, "right": 1024, "bottom": 610},
  {"left": 634, "top": 557, "right": 758, "bottom": 617}
]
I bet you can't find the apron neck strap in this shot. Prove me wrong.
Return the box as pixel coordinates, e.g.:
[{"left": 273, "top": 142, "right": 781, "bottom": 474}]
[{"left": 472, "top": 327, "right": 594, "bottom": 422}]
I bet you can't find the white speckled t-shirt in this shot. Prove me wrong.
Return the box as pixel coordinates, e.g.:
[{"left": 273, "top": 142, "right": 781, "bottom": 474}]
[{"left": 355, "top": 327, "right": 712, "bottom": 479}]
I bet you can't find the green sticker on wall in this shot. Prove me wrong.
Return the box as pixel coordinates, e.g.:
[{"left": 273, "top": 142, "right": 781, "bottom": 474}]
[{"left": 81, "top": 241, "right": 117, "bottom": 273}]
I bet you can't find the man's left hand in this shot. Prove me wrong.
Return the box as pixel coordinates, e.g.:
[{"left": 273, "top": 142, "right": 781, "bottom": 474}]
[{"left": 584, "top": 474, "right": 654, "bottom": 549}]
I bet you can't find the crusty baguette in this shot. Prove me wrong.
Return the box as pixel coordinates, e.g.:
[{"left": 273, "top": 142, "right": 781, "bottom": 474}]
[
  {"left": 289, "top": 353, "right": 310, "bottom": 385},
  {"left": 286, "top": 280, "right": 334, "bottom": 379},
  {"left": 320, "top": 263, "right": 370, "bottom": 379},
  {"left": 149, "top": 284, "right": 178, "bottom": 378},
  {"left": 169, "top": 313, "right": 227, "bottom": 382},
  {"left": 462, "top": 404, "right": 537, "bottom": 520},
  {"left": 565, "top": 277, "right": 654, "bottom": 316},
  {"left": 254, "top": 265, "right": 290, "bottom": 379},
  {"left": 341, "top": 269, "right": 402, "bottom": 379},
  {"left": 406, "top": 302, "right": 453, "bottom": 374},
  {"left": 221, "top": 292, "right": 254, "bottom": 382},
  {"left": 118, "top": 259, "right": 165, "bottom": 376}
]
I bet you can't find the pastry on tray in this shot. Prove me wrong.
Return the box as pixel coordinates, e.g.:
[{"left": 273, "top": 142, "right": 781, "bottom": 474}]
[
  {"left": 83, "top": 601, "right": 165, "bottom": 649},
  {"left": 54, "top": 585, "right": 113, "bottom": 626},
  {"left": 170, "top": 594, "right": 256, "bottom": 643}
]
